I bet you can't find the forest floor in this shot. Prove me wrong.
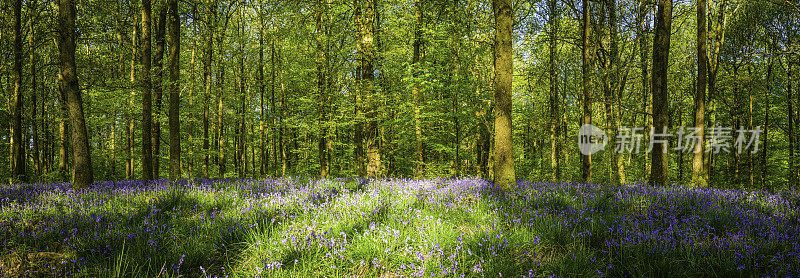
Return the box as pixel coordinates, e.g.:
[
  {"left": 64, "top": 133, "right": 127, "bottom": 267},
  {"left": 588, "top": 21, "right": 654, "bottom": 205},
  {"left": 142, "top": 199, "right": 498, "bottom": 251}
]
[{"left": 1, "top": 177, "right": 799, "bottom": 277}]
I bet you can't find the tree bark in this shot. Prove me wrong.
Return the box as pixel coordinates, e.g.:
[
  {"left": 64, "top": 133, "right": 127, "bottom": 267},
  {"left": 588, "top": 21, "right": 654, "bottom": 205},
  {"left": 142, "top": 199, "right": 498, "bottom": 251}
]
[
  {"left": 203, "top": 1, "right": 215, "bottom": 178},
  {"left": 650, "top": 0, "right": 672, "bottom": 186},
  {"left": 317, "top": 0, "right": 330, "bottom": 178},
  {"left": 693, "top": 0, "right": 708, "bottom": 187},
  {"left": 152, "top": 0, "right": 167, "bottom": 179},
  {"left": 30, "top": 0, "right": 40, "bottom": 180},
  {"left": 581, "top": 0, "right": 592, "bottom": 182},
  {"left": 360, "top": 0, "right": 381, "bottom": 178},
  {"left": 258, "top": 5, "right": 266, "bottom": 177},
  {"left": 548, "top": 0, "right": 561, "bottom": 182},
  {"left": 412, "top": 0, "right": 424, "bottom": 177},
  {"left": 11, "top": 0, "right": 27, "bottom": 182},
  {"left": 492, "top": 0, "right": 515, "bottom": 190},
  {"left": 141, "top": 0, "right": 153, "bottom": 181},
  {"left": 167, "top": 0, "right": 180, "bottom": 180},
  {"left": 58, "top": 0, "right": 93, "bottom": 188},
  {"left": 127, "top": 17, "right": 137, "bottom": 181},
  {"left": 789, "top": 48, "right": 795, "bottom": 186}
]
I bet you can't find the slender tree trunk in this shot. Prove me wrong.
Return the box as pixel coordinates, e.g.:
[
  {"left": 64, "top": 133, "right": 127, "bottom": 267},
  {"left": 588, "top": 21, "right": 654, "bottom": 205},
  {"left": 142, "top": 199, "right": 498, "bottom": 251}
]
[
  {"left": 188, "top": 8, "right": 197, "bottom": 178},
  {"left": 354, "top": 0, "right": 365, "bottom": 177},
  {"left": 317, "top": 0, "right": 330, "bottom": 178},
  {"left": 203, "top": 2, "right": 215, "bottom": 178},
  {"left": 762, "top": 54, "right": 772, "bottom": 188},
  {"left": 360, "top": 0, "right": 381, "bottom": 178},
  {"left": 237, "top": 13, "right": 246, "bottom": 179},
  {"left": 492, "top": 0, "right": 515, "bottom": 190},
  {"left": 693, "top": 0, "right": 708, "bottom": 187},
  {"left": 167, "top": 0, "right": 180, "bottom": 180},
  {"left": 412, "top": 0, "right": 424, "bottom": 177},
  {"left": 789, "top": 52, "right": 795, "bottom": 186},
  {"left": 127, "top": 19, "right": 137, "bottom": 181},
  {"left": 548, "top": 0, "right": 561, "bottom": 182},
  {"left": 259, "top": 7, "right": 266, "bottom": 177},
  {"left": 218, "top": 57, "right": 226, "bottom": 178},
  {"left": 152, "top": 0, "right": 167, "bottom": 179},
  {"left": 748, "top": 60, "right": 754, "bottom": 188},
  {"left": 607, "top": 0, "right": 623, "bottom": 184},
  {"left": 650, "top": 0, "right": 672, "bottom": 186},
  {"left": 141, "top": 0, "right": 153, "bottom": 181},
  {"left": 279, "top": 41, "right": 287, "bottom": 176},
  {"left": 11, "top": 0, "right": 27, "bottom": 182},
  {"left": 638, "top": 0, "right": 650, "bottom": 181},
  {"left": 58, "top": 0, "right": 93, "bottom": 188},
  {"left": 271, "top": 38, "right": 278, "bottom": 176},
  {"left": 581, "top": 0, "right": 592, "bottom": 182},
  {"left": 705, "top": 0, "right": 727, "bottom": 182},
  {"left": 30, "top": 0, "right": 40, "bottom": 180}
]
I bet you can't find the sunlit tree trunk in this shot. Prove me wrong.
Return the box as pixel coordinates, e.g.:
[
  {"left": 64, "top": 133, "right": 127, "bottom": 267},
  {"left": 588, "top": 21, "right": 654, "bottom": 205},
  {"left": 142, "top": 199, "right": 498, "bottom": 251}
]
[
  {"left": 548, "top": 0, "right": 561, "bottom": 182},
  {"left": 58, "top": 0, "right": 93, "bottom": 188},
  {"left": 412, "top": 0, "right": 424, "bottom": 177},
  {"left": 492, "top": 0, "right": 515, "bottom": 190},
  {"left": 650, "top": 0, "right": 672, "bottom": 186},
  {"left": 581, "top": 0, "right": 592, "bottom": 183},
  {"left": 693, "top": 0, "right": 708, "bottom": 187},
  {"left": 152, "top": 0, "right": 167, "bottom": 179},
  {"left": 316, "top": 0, "right": 330, "bottom": 178},
  {"left": 203, "top": 1, "right": 215, "bottom": 178},
  {"left": 167, "top": 0, "right": 180, "bottom": 180}
]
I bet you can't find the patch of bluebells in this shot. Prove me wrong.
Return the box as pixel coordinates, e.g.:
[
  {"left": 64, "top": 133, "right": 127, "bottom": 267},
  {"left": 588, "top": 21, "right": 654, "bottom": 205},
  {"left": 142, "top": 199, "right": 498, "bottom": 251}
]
[{"left": 1, "top": 177, "right": 799, "bottom": 277}]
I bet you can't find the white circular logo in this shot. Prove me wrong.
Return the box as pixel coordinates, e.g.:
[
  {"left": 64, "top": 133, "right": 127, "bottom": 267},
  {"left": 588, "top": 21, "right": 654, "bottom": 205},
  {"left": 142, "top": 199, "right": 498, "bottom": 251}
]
[{"left": 578, "top": 124, "right": 607, "bottom": 155}]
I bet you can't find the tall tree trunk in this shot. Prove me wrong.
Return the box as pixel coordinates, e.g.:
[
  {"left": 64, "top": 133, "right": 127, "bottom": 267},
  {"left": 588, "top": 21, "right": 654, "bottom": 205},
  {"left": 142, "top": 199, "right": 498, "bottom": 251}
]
[
  {"left": 650, "top": 0, "right": 672, "bottom": 186},
  {"left": 789, "top": 51, "right": 795, "bottom": 186},
  {"left": 203, "top": 2, "right": 215, "bottom": 178},
  {"left": 30, "top": 0, "right": 40, "bottom": 180},
  {"left": 11, "top": 0, "right": 27, "bottom": 182},
  {"left": 141, "top": 0, "right": 154, "bottom": 181},
  {"left": 188, "top": 8, "right": 197, "bottom": 177},
  {"left": 127, "top": 19, "right": 137, "bottom": 181},
  {"left": 548, "top": 0, "right": 561, "bottom": 182},
  {"left": 279, "top": 41, "right": 287, "bottom": 176},
  {"left": 360, "top": 0, "right": 381, "bottom": 178},
  {"left": 271, "top": 38, "right": 278, "bottom": 176},
  {"left": 606, "top": 0, "right": 623, "bottom": 184},
  {"left": 450, "top": 0, "right": 461, "bottom": 177},
  {"left": 762, "top": 54, "right": 772, "bottom": 189},
  {"left": 167, "top": 0, "right": 180, "bottom": 180},
  {"left": 259, "top": 6, "right": 266, "bottom": 177},
  {"left": 580, "top": 0, "right": 591, "bottom": 182},
  {"left": 354, "top": 0, "right": 365, "bottom": 177},
  {"left": 693, "top": 0, "right": 708, "bottom": 187},
  {"left": 705, "top": 0, "right": 727, "bottom": 182},
  {"left": 237, "top": 12, "right": 246, "bottom": 179},
  {"left": 58, "top": 0, "right": 93, "bottom": 188},
  {"left": 412, "top": 0, "right": 424, "bottom": 177},
  {"left": 492, "top": 0, "right": 515, "bottom": 190},
  {"left": 748, "top": 60, "right": 754, "bottom": 188},
  {"left": 217, "top": 59, "right": 226, "bottom": 178},
  {"left": 317, "top": 0, "right": 330, "bottom": 178},
  {"left": 152, "top": 0, "right": 167, "bottom": 179},
  {"left": 638, "top": 0, "right": 650, "bottom": 181}
]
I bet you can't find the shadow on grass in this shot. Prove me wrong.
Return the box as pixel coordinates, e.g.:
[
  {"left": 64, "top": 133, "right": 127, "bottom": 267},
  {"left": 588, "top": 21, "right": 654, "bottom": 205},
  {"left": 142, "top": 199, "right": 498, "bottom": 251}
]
[{"left": 1, "top": 185, "right": 282, "bottom": 278}]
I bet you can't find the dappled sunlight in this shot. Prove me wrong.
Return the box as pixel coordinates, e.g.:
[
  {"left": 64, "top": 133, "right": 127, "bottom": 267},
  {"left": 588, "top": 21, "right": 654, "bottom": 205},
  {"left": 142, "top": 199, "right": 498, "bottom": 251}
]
[{"left": 2, "top": 178, "right": 799, "bottom": 277}]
